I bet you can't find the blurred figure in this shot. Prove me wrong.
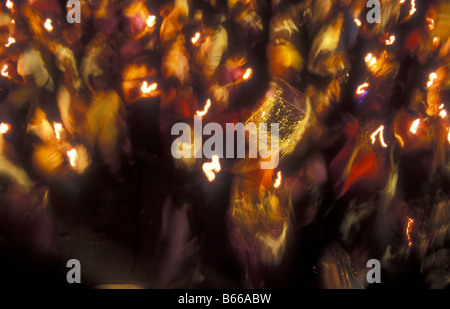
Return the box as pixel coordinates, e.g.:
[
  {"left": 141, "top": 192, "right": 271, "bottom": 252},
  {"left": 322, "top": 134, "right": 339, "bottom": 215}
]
[
  {"left": 161, "top": 34, "right": 191, "bottom": 86},
  {"left": 154, "top": 196, "right": 203, "bottom": 288},
  {"left": 47, "top": 40, "right": 86, "bottom": 138},
  {"left": 82, "top": 75, "right": 131, "bottom": 179}
]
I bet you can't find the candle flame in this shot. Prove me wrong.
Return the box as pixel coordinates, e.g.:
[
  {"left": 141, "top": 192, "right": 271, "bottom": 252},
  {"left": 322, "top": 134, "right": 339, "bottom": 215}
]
[
  {"left": 406, "top": 217, "right": 414, "bottom": 247},
  {"left": 274, "top": 171, "right": 282, "bottom": 188},
  {"left": 410, "top": 119, "right": 420, "bottom": 134},
  {"left": 44, "top": 19, "right": 53, "bottom": 32},
  {"left": 196, "top": 99, "right": 211, "bottom": 117},
  {"left": 385, "top": 35, "right": 396, "bottom": 45},
  {"left": 146, "top": 15, "right": 156, "bottom": 28},
  {"left": 0, "top": 122, "right": 10, "bottom": 134},
  {"left": 427, "top": 72, "right": 437, "bottom": 88},
  {"left": 409, "top": 0, "right": 416, "bottom": 16},
  {"left": 356, "top": 83, "right": 370, "bottom": 97},
  {"left": 243, "top": 68, "right": 253, "bottom": 80},
  {"left": 202, "top": 155, "right": 221, "bottom": 182},
  {"left": 191, "top": 32, "right": 200, "bottom": 44},
  {"left": 5, "top": 37, "right": 15, "bottom": 48},
  {"left": 364, "top": 53, "right": 378, "bottom": 70},
  {"left": 67, "top": 148, "right": 78, "bottom": 167},
  {"left": 371, "top": 125, "right": 388, "bottom": 148},
  {"left": 354, "top": 18, "right": 361, "bottom": 27},
  {"left": 141, "top": 81, "right": 157, "bottom": 95},
  {"left": 54, "top": 123, "right": 63, "bottom": 140},
  {"left": 5, "top": 0, "right": 13, "bottom": 10},
  {"left": 1, "top": 64, "right": 8, "bottom": 77}
]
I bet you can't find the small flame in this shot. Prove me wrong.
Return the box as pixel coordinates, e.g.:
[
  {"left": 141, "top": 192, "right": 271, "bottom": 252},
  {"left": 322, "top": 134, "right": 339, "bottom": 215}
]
[
  {"left": 385, "top": 35, "right": 396, "bottom": 45},
  {"left": 439, "top": 110, "right": 447, "bottom": 119},
  {"left": 141, "top": 81, "right": 157, "bottom": 95},
  {"left": 11, "top": 19, "right": 14, "bottom": 24},
  {"left": 274, "top": 171, "right": 282, "bottom": 188},
  {"left": 1, "top": 64, "right": 8, "bottom": 77},
  {"left": 54, "top": 123, "right": 63, "bottom": 140},
  {"left": 399, "top": 0, "right": 405, "bottom": 4},
  {"left": 196, "top": 99, "right": 211, "bottom": 117},
  {"left": 0, "top": 122, "right": 10, "bottom": 134},
  {"left": 409, "top": 0, "right": 416, "bottom": 16},
  {"left": 426, "top": 18, "right": 435, "bottom": 31},
  {"left": 356, "top": 83, "right": 370, "bottom": 97},
  {"left": 448, "top": 128, "right": 450, "bottom": 144},
  {"left": 146, "top": 15, "right": 156, "bottom": 28},
  {"left": 67, "top": 148, "right": 78, "bottom": 167},
  {"left": 5, "top": 37, "right": 15, "bottom": 48},
  {"left": 433, "top": 36, "right": 440, "bottom": 48},
  {"left": 5, "top": 0, "right": 13, "bottom": 10},
  {"left": 427, "top": 72, "right": 437, "bottom": 88},
  {"left": 406, "top": 217, "right": 414, "bottom": 247},
  {"left": 202, "top": 155, "right": 221, "bottom": 182},
  {"left": 354, "top": 18, "right": 361, "bottom": 27},
  {"left": 439, "top": 104, "right": 444, "bottom": 110},
  {"left": 191, "top": 32, "right": 200, "bottom": 44},
  {"left": 364, "top": 53, "right": 377, "bottom": 70},
  {"left": 370, "top": 125, "right": 388, "bottom": 148},
  {"left": 243, "top": 68, "right": 253, "bottom": 80},
  {"left": 410, "top": 119, "right": 420, "bottom": 134},
  {"left": 44, "top": 19, "right": 53, "bottom": 32}
]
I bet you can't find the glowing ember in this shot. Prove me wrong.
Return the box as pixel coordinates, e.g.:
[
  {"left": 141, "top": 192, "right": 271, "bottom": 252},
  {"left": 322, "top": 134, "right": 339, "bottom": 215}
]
[
  {"left": 243, "top": 68, "right": 253, "bottom": 80},
  {"left": 356, "top": 83, "right": 369, "bottom": 97},
  {"left": 409, "top": 0, "right": 416, "bottom": 16},
  {"left": 146, "top": 15, "right": 156, "bottom": 28},
  {"left": 273, "top": 171, "right": 282, "bottom": 188},
  {"left": 0, "top": 122, "right": 10, "bottom": 134},
  {"left": 385, "top": 35, "right": 396, "bottom": 45},
  {"left": 67, "top": 148, "right": 78, "bottom": 167},
  {"left": 410, "top": 119, "right": 420, "bottom": 134},
  {"left": 5, "top": 37, "right": 15, "bottom": 48},
  {"left": 439, "top": 110, "right": 447, "bottom": 119},
  {"left": 202, "top": 155, "right": 221, "bottom": 182},
  {"left": 44, "top": 19, "right": 53, "bottom": 32},
  {"left": 141, "top": 81, "right": 157, "bottom": 95},
  {"left": 1, "top": 64, "right": 8, "bottom": 77},
  {"left": 370, "top": 125, "right": 388, "bottom": 148},
  {"left": 5, "top": 0, "right": 13, "bottom": 10},
  {"left": 191, "top": 32, "right": 200, "bottom": 44},
  {"left": 354, "top": 18, "right": 361, "bottom": 27},
  {"left": 54, "top": 123, "right": 63, "bottom": 140},
  {"left": 427, "top": 72, "right": 437, "bottom": 88},
  {"left": 406, "top": 217, "right": 414, "bottom": 247},
  {"left": 196, "top": 99, "right": 211, "bottom": 117}
]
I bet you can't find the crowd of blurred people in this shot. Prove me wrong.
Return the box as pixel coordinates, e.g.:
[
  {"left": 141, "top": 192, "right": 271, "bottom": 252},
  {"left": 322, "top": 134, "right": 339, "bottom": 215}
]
[{"left": 0, "top": 0, "right": 449, "bottom": 288}]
